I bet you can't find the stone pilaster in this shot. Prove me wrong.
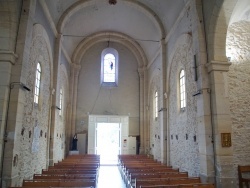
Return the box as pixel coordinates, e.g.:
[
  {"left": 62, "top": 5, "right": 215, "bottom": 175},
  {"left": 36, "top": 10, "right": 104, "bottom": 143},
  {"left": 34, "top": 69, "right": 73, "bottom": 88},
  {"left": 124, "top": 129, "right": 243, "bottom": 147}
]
[
  {"left": 49, "top": 34, "right": 62, "bottom": 166},
  {"left": 160, "top": 40, "right": 167, "bottom": 163},
  {"left": 138, "top": 67, "right": 145, "bottom": 154},
  {"left": 71, "top": 64, "right": 81, "bottom": 137},
  {"left": 206, "top": 61, "right": 235, "bottom": 188}
]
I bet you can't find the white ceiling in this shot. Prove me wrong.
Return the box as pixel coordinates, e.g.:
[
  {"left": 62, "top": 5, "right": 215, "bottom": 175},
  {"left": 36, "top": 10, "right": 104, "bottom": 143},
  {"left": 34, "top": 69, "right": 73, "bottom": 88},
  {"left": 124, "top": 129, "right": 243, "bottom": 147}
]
[{"left": 44, "top": 0, "right": 186, "bottom": 63}]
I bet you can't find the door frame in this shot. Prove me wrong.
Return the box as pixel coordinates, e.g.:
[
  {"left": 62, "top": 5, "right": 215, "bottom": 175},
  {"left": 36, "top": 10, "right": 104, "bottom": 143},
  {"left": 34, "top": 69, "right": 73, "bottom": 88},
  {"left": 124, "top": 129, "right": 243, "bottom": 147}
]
[{"left": 88, "top": 115, "right": 129, "bottom": 154}]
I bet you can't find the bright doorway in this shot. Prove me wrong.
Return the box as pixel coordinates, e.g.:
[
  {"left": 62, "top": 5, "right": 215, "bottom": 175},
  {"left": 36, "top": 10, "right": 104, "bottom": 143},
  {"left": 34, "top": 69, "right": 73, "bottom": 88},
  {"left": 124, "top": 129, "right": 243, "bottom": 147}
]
[{"left": 96, "top": 123, "right": 121, "bottom": 165}]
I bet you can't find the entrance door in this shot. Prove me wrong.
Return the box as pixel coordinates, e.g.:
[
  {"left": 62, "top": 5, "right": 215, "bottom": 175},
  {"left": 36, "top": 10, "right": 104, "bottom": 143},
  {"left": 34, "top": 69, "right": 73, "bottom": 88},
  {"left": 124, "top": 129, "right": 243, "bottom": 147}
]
[
  {"left": 96, "top": 123, "right": 120, "bottom": 165},
  {"left": 88, "top": 115, "right": 129, "bottom": 163}
]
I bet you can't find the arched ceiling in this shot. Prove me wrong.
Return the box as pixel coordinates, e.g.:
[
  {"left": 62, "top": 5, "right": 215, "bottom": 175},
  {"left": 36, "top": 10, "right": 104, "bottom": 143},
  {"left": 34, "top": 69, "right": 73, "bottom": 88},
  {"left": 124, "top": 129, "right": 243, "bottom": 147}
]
[
  {"left": 44, "top": 0, "right": 186, "bottom": 63},
  {"left": 229, "top": 0, "right": 250, "bottom": 25}
]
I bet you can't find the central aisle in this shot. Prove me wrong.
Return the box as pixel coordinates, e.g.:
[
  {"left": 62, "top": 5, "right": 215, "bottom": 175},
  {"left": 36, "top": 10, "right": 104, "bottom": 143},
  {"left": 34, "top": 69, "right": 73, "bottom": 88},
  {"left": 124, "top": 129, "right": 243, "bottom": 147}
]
[{"left": 97, "top": 165, "right": 126, "bottom": 188}]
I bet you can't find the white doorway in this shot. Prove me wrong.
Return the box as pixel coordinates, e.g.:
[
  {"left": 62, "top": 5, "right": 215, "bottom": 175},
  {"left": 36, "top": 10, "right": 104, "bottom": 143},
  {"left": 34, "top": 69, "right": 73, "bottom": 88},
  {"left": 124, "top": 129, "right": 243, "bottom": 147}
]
[
  {"left": 96, "top": 123, "right": 120, "bottom": 165},
  {"left": 88, "top": 115, "right": 130, "bottom": 165}
]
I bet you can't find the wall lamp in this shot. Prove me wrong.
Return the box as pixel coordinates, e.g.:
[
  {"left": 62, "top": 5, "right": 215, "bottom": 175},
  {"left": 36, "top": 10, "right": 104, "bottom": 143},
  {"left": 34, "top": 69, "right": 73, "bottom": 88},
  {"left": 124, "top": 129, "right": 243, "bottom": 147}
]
[{"left": 158, "top": 108, "right": 167, "bottom": 112}]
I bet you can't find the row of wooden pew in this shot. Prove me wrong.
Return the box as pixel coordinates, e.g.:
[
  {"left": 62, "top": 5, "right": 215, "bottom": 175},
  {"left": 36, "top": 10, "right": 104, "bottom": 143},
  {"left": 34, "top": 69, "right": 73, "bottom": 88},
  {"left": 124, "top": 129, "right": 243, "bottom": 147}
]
[
  {"left": 118, "top": 155, "right": 215, "bottom": 188},
  {"left": 9, "top": 154, "right": 100, "bottom": 188}
]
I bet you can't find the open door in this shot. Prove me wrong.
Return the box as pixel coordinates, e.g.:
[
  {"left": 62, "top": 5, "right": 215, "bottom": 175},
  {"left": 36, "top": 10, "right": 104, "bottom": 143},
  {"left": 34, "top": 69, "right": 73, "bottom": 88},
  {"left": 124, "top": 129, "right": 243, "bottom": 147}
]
[{"left": 88, "top": 115, "right": 129, "bottom": 164}]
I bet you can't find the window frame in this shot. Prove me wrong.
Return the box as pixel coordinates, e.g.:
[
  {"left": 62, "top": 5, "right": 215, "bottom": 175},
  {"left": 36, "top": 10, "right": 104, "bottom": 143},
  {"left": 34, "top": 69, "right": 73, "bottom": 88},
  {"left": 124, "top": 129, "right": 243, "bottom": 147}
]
[
  {"left": 179, "top": 69, "right": 186, "bottom": 111},
  {"left": 101, "top": 48, "right": 119, "bottom": 87},
  {"left": 34, "top": 62, "right": 41, "bottom": 105},
  {"left": 154, "top": 90, "right": 158, "bottom": 120},
  {"left": 59, "top": 88, "right": 63, "bottom": 116}
]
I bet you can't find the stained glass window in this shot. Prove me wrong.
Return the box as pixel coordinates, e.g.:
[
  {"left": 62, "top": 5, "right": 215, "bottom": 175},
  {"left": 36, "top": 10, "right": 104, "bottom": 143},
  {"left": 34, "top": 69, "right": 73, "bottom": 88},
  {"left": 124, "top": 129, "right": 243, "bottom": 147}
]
[{"left": 104, "top": 53, "right": 116, "bottom": 82}]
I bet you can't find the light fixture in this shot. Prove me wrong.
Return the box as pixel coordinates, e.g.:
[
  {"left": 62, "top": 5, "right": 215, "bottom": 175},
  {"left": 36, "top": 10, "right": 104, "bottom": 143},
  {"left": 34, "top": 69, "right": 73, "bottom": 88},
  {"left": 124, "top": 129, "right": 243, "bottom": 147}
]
[{"left": 109, "top": 0, "right": 117, "bottom": 5}]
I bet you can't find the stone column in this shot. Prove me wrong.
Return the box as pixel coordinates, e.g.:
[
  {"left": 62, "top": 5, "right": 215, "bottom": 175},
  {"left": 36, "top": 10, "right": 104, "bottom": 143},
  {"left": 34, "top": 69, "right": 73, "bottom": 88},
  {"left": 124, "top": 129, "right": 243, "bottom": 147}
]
[
  {"left": 191, "top": 0, "right": 216, "bottom": 183},
  {"left": 49, "top": 34, "right": 62, "bottom": 166},
  {"left": 71, "top": 64, "right": 81, "bottom": 137},
  {"left": 160, "top": 40, "right": 167, "bottom": 163},
  {"left": 206, "top": 61, "right": 234, "bottom": 188},
  {"left": 1, "top": 0, "right": 36, "bottom": 187},
  {"left": 138, "top": 67, "right": 145, "bottom": 154},
  {"left": 0, "top": 52, "right": 17, "bottom": 187}
]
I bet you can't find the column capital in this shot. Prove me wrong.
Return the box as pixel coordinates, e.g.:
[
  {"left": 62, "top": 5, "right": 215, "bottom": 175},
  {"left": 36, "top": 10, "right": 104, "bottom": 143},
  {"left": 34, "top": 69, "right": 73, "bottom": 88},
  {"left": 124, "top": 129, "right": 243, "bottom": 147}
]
[
  {"left": 138, "top": 66, "right": 147, "bottom": 78},
  {"left": 206, "top": 61, "right": 231, "bottom": 73},
  {"left": 0, "top": 51, "right": 18, "bottom": 65}
]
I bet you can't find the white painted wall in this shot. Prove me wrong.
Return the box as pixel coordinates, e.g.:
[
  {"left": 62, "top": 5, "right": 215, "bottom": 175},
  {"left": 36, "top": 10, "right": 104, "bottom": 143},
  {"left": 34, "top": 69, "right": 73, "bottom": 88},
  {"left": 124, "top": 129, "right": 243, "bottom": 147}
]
[{"left": 76, "top": 42, "right": 140, "bottom": 136}]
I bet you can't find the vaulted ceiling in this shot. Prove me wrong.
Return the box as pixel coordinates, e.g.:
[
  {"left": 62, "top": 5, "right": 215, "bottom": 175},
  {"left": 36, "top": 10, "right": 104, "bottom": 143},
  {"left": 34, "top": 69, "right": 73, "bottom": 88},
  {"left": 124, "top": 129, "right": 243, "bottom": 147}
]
[{"left": 44, "top": 0, "right": 187, "bottom": 63}]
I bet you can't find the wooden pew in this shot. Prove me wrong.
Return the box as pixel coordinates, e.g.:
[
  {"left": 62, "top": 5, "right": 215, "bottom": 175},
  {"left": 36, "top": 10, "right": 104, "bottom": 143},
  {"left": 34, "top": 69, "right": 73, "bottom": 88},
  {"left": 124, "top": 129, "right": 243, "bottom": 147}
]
[
  {"left": 34, "top": 173, "right": 96, "bottom": 180},
  {"left": 22, "top": 179, "right": 96, "bottom": 187},
  {"left": 139, "top": 184, "right": 215, "bottom": 188},
  {"left": 134, "top": 177, "right": 201, "bottom": 188},
  {"left": 238, "top": 165, "right": 250, "bottom": 188}
]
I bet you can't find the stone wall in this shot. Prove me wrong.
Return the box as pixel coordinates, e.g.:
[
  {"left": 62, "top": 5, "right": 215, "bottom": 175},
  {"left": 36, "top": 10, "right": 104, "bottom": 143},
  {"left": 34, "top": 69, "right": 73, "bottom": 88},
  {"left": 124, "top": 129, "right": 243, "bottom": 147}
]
[
  {"left": 149, "top": 74, "right": 161, "bottom": 160},
  {"left": 53, "top": 65, "right": 69, "bottom": 162},
  {"left": 17, "top": 25, "right": 52, "bottom": 183},
  {"left": 226, "top": 21, "right": 250, "bottom": 177},
  {"left": 168, "top": 35, "right": 200, "bottom": 176}
]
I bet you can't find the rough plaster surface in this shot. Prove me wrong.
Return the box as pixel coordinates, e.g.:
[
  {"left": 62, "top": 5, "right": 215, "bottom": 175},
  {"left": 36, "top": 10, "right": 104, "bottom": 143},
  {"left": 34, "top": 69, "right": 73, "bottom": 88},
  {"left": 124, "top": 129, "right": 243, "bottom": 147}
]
[
  {"left": 168, "top": 37, "right": 200, "bottom": 176},
  {"left": 18, "top": 33, "right": 51, "bottom": 183},
  {"left": 226, "top": 21, "right": 250, "bottom": 178},
  {"left": 53, "top": 66, "right": 69, "bottom": 162}
]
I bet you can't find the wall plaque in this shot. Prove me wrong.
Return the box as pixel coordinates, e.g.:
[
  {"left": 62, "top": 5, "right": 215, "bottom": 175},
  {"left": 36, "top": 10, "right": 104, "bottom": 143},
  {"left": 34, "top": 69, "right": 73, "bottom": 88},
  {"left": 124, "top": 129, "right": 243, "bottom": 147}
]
[{"left": 221, "top": 133, "right": 231, "bottom": 147}]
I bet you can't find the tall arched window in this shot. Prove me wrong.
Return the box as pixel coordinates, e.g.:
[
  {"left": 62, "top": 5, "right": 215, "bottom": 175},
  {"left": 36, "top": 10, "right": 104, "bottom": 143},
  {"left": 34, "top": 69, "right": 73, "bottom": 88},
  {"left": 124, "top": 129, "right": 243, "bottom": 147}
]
[
  {"left": 155, "top": 91, "right": 158, "bottom": 119},
  {"left": 34, "top": 63, "right": 41, "bottom": 104},
  {"left": 180, "top": 69, "right": 186, "bottom": 110},
  {"left": 59, "top": 88, "right": 63, "bottom": 116},
  {"left": 101, "top": 48, "right": 118, "bottom": 86}
]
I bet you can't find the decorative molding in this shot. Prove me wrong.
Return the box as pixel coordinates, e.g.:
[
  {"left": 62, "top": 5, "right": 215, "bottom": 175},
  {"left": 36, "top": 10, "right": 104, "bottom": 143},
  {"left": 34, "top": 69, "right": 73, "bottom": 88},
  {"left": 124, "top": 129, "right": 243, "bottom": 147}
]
[
  {"left": 0, "top": 51, "right": 18, "bottom": 65},
  {"left": 206, "top": 61, "right": 232, "bottom": 73},
  {"left": 72, "top": 31, "right": 148, "bottom": 68}
]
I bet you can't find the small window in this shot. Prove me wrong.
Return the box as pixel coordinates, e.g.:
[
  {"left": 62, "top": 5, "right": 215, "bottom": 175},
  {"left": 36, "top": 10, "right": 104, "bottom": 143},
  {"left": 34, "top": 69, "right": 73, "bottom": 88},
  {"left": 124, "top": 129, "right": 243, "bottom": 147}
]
[
  {"left": 104, "top": 53, "right": 115, "bottom": 82},
  {"left": 155, "top": 91, "right": 158, "bottom": 119},
  {"left": 59, "top": 88, "right": 63, "bottom": 116},
  {"left": 180, "top": 69, "right": 186, "bottom": 110},
  {"left": 101, "top": 48, "right": 118, "bottom": 86},
  {"left": 34, "top": 63, "right": 41, "bottom": 104}
]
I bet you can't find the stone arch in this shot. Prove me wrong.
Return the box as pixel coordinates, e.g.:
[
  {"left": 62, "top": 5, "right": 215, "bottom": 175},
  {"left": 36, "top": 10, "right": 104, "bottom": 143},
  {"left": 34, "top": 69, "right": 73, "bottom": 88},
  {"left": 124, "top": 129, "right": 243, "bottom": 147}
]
[
  {"left": 72, "top": 31, "right": 147, "bottom": 68},
  {"left": 57, "top": 0, "right": 165, "bottom": 39},
  {"left": 32, "top": 24, "right": 54, "bottom": 89},
  {"left": 17, "top": 23, "right": 54, "bottom": 184},
  {"left": 206, "top": 0, "right": 238, "bottom": 62}
]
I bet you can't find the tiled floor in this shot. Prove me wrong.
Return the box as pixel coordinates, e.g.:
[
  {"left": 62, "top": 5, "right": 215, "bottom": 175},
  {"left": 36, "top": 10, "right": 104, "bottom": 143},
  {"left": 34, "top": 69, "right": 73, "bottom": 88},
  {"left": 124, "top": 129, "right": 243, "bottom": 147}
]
[{"left": 97, "top": 165, "right": 126, "bottom": 188}]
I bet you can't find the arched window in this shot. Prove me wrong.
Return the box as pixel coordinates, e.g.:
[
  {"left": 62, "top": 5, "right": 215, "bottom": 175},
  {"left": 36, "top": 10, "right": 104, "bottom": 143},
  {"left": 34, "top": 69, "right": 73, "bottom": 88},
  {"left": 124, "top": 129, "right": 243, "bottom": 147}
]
[
  {"left": 101, "top": 48, "right": 118, "bottom": 86},
  {"left": 155, "top": 91, "right": 158, "bottom": 119},
  {"left": 180, "top": 69, "right": 186, "bottom": 110},
  {"left": 34, "top": 63, "right": 41, "bottom": 104},
  {"left": 59, "top": 88, "right": 63, "bottom": 116}
]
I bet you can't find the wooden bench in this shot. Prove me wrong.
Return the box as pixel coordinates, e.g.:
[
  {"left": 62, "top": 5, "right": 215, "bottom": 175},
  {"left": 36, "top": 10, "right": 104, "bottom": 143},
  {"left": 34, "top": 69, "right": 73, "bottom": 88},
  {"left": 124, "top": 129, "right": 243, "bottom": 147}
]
[
  {"left": 139, "top": 184, "right": 215, "bottom": 188},
  {"left": 135, "top": 177, "right": 201, "bottom": 188},
  {"left": 22, "top": 179, "right": 96, "bottom": 187},
  {"left": 238, "top": 165, "right": 250, "bottom": 188}
]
